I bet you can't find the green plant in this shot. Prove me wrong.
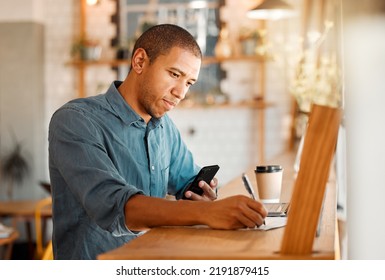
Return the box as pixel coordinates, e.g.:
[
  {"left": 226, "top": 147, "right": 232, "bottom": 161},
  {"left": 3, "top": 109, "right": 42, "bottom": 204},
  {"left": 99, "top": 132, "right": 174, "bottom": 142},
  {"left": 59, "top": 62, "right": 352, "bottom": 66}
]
[
  {"left": 1, "top": 141, "right": 29, "bottom": 200},
  {"left": 239, "top": 27, "right": 261, "bottom": 42},
  {"left": 71, "top": 37, "right": 101, "bottom": 60}
]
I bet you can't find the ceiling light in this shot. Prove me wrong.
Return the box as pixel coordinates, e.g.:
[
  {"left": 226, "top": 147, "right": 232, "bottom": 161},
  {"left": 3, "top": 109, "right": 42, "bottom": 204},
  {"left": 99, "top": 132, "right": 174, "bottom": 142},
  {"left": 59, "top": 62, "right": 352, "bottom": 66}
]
[
  {"left": 86, "top": 0, "right": 100, "bottom": 6},
  {"left": 189, "top": 1, "right": 208, "bottom": 9},
  {"left": 247, "top": 0, "right": 297, "bottom": 20}
]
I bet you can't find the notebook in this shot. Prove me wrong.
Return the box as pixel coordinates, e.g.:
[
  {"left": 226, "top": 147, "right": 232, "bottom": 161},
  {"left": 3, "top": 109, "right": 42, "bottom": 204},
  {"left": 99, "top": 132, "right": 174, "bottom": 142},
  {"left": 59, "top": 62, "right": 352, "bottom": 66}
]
[{"left": 241, "top": 173, "right": 290, "bottom": 217}]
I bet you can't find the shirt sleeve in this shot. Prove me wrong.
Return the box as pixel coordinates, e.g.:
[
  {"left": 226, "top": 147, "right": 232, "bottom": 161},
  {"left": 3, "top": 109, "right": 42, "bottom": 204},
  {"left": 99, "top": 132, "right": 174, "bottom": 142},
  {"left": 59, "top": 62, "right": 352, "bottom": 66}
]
[{"left": 49, "top": 106, "right": 142, "bottom": 235}]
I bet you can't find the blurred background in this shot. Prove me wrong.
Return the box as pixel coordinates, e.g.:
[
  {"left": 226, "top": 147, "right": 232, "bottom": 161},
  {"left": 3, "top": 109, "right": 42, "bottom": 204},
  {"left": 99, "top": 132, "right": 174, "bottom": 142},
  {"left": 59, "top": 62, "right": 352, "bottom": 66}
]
[{"left": 0, "top": 0, "right": 384, "bottom": 260}]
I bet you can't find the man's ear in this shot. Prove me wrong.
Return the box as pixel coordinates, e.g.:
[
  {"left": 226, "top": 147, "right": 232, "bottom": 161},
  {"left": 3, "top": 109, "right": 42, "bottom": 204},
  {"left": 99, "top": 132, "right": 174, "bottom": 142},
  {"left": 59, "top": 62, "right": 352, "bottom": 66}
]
[{"left": 131, "top": 48, "right": 147, "bottom": 73}]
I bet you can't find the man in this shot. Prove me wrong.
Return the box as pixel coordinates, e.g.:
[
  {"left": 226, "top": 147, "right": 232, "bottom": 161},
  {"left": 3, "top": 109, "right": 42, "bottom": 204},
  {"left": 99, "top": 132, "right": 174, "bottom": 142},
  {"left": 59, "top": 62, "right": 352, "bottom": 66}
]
[{"left": 49, "top": 24, "right": 267, "bottom": 260}]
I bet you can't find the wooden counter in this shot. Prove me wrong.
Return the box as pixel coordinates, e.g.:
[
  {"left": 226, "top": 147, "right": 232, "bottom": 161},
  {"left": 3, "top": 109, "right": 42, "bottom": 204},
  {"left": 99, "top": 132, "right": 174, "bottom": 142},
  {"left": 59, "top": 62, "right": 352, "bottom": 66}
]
[
  {"left": 0, "top": 199, "right": 52, "bottom": 218},
  {"left": 98, "top": 152, "right": 339, "bottom": 260}
]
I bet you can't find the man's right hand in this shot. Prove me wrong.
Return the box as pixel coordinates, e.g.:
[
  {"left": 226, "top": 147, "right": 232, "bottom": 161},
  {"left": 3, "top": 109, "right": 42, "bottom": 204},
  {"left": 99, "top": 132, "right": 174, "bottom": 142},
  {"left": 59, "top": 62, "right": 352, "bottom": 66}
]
[
  {"left": 124, "top": 194, "right": 267, "bottom": 232},
  {"left": 202, "top": 195, "right": 267, "bottom": 229}
]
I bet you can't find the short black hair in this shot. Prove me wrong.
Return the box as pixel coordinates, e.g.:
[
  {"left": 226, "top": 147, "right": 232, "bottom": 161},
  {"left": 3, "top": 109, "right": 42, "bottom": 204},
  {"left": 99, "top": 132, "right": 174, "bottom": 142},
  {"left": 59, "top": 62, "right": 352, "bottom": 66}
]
[{"left": 131, "top": 24, "right": 202, "bottom": 64}]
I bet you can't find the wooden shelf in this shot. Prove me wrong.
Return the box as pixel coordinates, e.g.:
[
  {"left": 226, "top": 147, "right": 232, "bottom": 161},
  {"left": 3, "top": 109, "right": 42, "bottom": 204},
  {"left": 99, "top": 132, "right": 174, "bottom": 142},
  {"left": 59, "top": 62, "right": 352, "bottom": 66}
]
[
  {"left": 66, "top": 54, "right": 271, "bottom": 68},
  {"left": 66, "top": 59, "right": 130, "bottom": 67},
  {"left": 67, "top": 53, "right": 269, "bottom": 162},
  {"left": 71, "top": 0, "right": 269, "bottom": 162},
  {"left": 202, "top": 54, "right": 272, "bottom": 65},
  {"left": 177, "top": 100, "right": 275, "bottom": 110}
]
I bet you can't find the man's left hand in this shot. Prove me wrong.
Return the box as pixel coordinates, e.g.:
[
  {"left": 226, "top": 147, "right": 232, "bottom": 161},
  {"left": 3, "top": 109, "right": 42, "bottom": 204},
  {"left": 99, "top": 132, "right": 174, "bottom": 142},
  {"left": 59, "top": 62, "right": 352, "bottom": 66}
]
[{"left": 184, "top": 178, "right": 218, "bottom": 201}]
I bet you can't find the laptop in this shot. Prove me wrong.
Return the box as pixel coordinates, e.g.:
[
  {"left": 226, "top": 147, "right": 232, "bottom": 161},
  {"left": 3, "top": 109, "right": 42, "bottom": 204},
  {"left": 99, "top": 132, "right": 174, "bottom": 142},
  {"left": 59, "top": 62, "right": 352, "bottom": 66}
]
[
  {"left": 264, "top": 202, "right": 290, "bottom": 217},
  {"left": 241, "top": 173, "right": 290, "bottom": 217}
]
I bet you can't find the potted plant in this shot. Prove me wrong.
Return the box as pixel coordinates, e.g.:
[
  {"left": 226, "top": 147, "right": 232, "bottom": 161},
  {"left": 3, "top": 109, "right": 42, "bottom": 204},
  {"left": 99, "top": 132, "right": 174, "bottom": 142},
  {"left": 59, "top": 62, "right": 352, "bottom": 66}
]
[
  {"left": 71, "top": 37, "right": 102, "bottom": 61},
  {"left": 1, "top": 140, "right": 29, "bottom": 200},
  {"left": 239, "top": 27, "right": 261, "bottom": 56}
]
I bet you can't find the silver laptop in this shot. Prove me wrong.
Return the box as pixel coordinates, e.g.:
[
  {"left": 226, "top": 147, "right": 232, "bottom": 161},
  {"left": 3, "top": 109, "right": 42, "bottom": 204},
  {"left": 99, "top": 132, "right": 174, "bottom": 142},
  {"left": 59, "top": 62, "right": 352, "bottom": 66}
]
[
  {"left": 242, "top": 173, "right": 290, "bottom": 217},
  {"left": 264, "top": 202, "right": 290, "bottom": 217}
]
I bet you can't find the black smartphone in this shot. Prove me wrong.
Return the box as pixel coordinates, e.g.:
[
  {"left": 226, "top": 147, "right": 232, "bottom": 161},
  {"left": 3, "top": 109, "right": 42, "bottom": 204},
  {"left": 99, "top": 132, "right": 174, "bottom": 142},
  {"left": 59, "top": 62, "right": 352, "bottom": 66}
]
[{"left": 183, "top": 165, "right": 220, "bottom": 199}]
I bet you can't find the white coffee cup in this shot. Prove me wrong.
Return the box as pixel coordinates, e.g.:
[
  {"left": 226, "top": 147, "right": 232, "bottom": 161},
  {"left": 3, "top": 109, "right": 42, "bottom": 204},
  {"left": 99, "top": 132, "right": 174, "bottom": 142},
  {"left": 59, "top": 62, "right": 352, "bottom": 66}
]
[{"left": 254, "top": 165, "right": 283, "bottom": 203}]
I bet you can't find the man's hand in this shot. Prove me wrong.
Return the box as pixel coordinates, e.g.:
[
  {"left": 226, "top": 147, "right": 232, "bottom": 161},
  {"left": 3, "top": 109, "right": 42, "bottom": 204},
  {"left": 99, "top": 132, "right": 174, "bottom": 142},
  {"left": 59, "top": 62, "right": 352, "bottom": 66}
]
[
  {"left": 125, "top": 193, "right": 267, "bottom": 232},
  {"left": 184, "top": 178, "right": 218, "bottom": 201},
  {"left": 202, "top": 195, "right": 268, "bottom": 229}
]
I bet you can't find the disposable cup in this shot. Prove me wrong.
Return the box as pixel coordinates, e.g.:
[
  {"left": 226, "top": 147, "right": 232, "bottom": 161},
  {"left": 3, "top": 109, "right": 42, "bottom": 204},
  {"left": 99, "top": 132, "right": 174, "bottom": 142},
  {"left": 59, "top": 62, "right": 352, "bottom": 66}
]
[{"left": 254, "top": 165, "right": 283, "bottom": 203}]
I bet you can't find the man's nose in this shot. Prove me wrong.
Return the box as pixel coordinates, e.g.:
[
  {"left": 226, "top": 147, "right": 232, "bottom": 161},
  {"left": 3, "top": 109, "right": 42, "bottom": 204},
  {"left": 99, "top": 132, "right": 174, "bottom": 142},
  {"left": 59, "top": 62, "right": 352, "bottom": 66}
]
[{"left": 172, "top": 83, "right": 188, "bottom": 100}]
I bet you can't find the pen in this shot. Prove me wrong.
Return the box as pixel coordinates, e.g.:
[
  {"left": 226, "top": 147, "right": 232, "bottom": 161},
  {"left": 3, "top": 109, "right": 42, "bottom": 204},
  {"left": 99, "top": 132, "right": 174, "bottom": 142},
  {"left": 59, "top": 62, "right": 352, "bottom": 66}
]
[
  {"left": 241, "top": 173, "right": 256, "bottom": 200},
  {"left": 241, "top": 173, "right": 265, "bottom": 226}
]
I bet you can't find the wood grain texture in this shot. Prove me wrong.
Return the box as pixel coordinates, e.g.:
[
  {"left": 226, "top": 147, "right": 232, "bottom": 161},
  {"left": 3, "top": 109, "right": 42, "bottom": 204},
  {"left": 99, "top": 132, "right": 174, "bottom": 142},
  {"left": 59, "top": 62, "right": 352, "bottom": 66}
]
[{"left": 280, "top": 104, "right": 342, "bottom": 255}]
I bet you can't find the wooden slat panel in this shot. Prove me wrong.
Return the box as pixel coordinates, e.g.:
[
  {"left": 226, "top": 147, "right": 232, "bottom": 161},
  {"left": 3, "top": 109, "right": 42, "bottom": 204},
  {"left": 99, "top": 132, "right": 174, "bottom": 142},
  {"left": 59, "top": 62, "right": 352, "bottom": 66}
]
[{"left": 280, "top": 104, "right": 342, "bottom": 255}]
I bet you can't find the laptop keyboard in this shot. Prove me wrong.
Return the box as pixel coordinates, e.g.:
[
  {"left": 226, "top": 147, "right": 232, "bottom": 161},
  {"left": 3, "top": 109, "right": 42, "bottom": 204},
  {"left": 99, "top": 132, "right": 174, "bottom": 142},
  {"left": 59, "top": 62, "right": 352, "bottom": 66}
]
[{"left": 265, "top": 203, "right": 290, "bottom": 216}]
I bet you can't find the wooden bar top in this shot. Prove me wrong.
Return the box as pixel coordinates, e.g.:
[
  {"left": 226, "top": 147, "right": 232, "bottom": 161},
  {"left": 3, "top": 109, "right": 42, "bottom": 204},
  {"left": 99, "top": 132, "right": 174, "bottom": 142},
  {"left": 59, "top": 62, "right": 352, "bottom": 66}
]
[
  {"left": 0, "top": 199, "right": 52, "bottom": 218},
  {"left": 98, "top": 152, "right": 338, "bottom": 260}
]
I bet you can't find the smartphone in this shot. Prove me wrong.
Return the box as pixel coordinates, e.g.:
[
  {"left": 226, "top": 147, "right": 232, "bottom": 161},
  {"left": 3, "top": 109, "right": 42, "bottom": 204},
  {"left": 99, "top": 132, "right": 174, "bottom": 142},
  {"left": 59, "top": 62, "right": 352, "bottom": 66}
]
[{"left": 183, "top": 165, "right": 220, "bottom": 199}]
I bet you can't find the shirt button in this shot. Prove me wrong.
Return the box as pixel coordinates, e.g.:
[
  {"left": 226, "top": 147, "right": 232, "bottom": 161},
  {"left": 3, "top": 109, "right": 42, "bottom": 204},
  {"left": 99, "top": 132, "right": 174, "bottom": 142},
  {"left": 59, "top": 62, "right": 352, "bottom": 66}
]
[{"left": 151, "top": 165, "right": 155, "bottom": 171}]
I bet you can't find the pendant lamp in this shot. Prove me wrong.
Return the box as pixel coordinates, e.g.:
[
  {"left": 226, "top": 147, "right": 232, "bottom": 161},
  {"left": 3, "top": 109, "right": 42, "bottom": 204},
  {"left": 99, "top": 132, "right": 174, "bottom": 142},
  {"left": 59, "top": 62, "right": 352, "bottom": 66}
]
[{"left": 247, "top": 0, "right": 297, "bottom": 20}]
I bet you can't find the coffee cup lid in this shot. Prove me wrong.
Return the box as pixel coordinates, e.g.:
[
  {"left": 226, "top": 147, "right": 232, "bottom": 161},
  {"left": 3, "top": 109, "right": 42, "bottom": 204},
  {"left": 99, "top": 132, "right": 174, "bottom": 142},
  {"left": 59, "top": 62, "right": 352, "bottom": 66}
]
[{"left": 255, "top": 165, "right": 283, "bottom": 173}]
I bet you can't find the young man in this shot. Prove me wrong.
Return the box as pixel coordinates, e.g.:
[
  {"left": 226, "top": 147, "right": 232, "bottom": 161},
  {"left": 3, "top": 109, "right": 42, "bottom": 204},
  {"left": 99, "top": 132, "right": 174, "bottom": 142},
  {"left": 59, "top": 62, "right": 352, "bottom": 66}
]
[{"left": 49, "top": 24, "right": 267, "bottom": 260}]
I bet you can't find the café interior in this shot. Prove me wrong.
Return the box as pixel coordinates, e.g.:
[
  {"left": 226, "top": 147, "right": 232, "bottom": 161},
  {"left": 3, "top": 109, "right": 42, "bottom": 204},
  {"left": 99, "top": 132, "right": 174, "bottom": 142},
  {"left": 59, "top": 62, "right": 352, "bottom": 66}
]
[{"left": 0, "top": 0, "right": 384, "bottom": 260}]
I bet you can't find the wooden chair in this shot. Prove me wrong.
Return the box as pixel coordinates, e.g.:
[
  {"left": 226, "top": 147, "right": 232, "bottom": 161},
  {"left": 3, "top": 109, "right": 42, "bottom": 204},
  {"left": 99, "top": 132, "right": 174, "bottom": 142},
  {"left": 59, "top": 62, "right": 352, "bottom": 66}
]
[
  {"left": 34, "top": 197, "right": 53, "bottom": 260},
  {"left": 280, "top": 104, "right": 342, "bottom": 255}
]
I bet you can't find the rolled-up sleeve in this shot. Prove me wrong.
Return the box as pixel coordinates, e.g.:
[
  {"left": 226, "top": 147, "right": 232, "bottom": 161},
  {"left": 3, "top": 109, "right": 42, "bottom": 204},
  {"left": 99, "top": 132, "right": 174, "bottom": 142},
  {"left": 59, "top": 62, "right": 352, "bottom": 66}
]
[{"left": 49, "top": 107, "right": 142, "bottom": 235}]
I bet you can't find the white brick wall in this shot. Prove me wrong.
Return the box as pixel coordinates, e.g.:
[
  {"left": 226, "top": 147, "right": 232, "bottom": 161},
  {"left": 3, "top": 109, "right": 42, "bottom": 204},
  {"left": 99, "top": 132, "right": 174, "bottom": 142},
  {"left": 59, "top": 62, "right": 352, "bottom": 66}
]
[
  {"left": 168, "top": 107, "right": 255, "bottom": 186},
  {"left": 36, "top": 0, "right": 291, "bottom": 185},
  {"left": 43, "top": 0, "right": 290, "bottom": 185}
]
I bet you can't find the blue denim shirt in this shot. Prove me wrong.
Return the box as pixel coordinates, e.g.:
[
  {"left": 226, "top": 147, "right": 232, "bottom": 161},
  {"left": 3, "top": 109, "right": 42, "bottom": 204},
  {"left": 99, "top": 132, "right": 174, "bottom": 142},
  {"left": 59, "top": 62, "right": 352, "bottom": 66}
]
[{"left": 48, "top": 81, "right": 200, "bottom": 259}]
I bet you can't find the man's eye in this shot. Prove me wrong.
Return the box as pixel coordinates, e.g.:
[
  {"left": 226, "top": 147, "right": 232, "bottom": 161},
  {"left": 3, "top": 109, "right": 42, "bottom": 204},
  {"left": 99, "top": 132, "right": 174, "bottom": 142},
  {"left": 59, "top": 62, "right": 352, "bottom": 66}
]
[{"left": 171, "top": 72, "right": 179, "bottom": 78}]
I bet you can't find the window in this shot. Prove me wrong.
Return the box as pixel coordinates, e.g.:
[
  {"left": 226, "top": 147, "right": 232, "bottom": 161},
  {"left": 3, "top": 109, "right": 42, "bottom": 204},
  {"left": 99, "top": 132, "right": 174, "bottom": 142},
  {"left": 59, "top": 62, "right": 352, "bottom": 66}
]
[{"left": 116, "top": 0, "right": 222, "bottom": 102}]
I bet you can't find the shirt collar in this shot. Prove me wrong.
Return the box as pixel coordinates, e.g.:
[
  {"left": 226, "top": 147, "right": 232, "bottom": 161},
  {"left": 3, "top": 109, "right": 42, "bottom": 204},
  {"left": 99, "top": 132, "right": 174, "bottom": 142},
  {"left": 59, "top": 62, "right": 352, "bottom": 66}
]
[{"left": 105, "top": 81, "right": 163, "bottom": 128}]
